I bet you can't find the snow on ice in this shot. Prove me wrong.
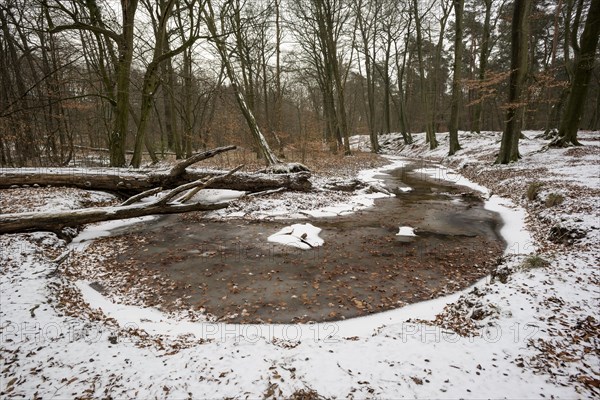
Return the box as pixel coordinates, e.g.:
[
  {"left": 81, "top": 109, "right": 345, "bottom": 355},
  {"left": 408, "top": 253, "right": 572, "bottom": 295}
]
[
  {"left": 396, "top": 226, "right": 417, "bottom": 237},
  {"left": 267, "top": 223, "right": 324, "bottom": 250}
]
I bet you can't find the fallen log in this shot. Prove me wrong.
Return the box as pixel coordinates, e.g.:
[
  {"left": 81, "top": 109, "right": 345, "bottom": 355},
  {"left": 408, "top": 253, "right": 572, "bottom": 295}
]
[
  {"left": 0, "top": 145, "right": 312, "bottom": 193},
  {"left": 0, "top": 199, "right": 229, "bottom": 236},
  {"left": 193, "top": 169, "right": 312, "bottom": 192},
  {"left": 0, "top": 168, "right": 312, "bottom": 193},
  {"left": 0, "top": 166, "right": 243, "bottom": 236}
]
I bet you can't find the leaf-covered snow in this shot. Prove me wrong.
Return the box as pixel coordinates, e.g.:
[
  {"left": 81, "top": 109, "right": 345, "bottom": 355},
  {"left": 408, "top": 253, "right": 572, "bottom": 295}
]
[{"left": 1, "top": 131, "right": 598, "bottom": 398}]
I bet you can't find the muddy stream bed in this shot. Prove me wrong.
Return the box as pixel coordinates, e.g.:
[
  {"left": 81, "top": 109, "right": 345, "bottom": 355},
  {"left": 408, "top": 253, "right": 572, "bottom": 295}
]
[{"left": 84, "top": 161, "right": 505, "bottom": 324}]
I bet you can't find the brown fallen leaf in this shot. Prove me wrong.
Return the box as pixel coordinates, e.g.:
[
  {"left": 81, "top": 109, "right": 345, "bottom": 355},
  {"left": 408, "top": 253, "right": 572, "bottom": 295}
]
[{"left": 411, "top": 376, "right": 423, "bottom": 385}]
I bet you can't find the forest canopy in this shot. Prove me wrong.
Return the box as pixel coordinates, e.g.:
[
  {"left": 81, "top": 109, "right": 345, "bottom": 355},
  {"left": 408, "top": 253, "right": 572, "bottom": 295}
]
[{"left": 1, "top": 0, "right": 598, "bottom": 167}]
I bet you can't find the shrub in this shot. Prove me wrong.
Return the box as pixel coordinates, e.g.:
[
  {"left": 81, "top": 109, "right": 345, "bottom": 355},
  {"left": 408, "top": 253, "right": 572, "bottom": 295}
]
[
  {"left": 521, "top": 254, "right": 550, "bottom": 270},
  {"left": 545, "top": 193, "right": 564, "bottom": 207},
  {"left": 526, "top": 182, "right": 544, "bottom": 201}
]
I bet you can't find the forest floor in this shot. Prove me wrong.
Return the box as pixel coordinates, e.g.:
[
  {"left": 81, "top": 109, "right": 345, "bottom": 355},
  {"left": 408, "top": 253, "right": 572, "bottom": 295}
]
[{"left": 1, "top": 131, "right": 598, "bottom": 398}]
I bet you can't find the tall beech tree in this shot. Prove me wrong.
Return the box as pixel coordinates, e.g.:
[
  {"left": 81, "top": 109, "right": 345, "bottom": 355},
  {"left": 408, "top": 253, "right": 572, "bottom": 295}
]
[
  {"left": 496, "top": 0, "right": 531, "bottom": 164},
  {"left": 448, "top": 0, "right": 464, "bottom": 156},
  {"left": 555, "top": 0, "right": 600, "bottom": 146},
  {"left": 130, "top": 0, "right": 203, "bottom": 167},
  {"left": 353, "top": 0, "right": 380, "bottom": 153},
  {"left": 48, "top": 0, "right": 139, "bottom": 167},
  {"left": 412, "top": 0, "right": 438, "bottom": 149}
]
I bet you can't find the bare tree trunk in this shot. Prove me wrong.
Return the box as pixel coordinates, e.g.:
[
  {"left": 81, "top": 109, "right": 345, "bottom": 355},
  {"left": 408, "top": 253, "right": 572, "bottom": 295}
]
[
  {"left": 161, "top": 51, "right": 182, "bottom": 158},
  {"left": 472, "top": 0, "right": 493, "bottom": 133},
  {"left": 543, "top": 0, "right": 577, "bottom": 137},
  {"left": 354, "top": 0, "right": 379, "bottom": 153},
  {"left": 131, "top": 0, "right": 200, "bottom": 167},
  {"left": 0, "top": 167, "right": 244, "bottom": 236},
  {"left": 321, "top": 2, "right": 351, "bottom": 156},
  {"left": 589, "top": 71, "right": 600, "bottom": 129},
  {"left": 496, "top": 0, "right": 530, "bottom": 164},
  {"left": 201, "top": 1, "right": 280, "bottom": 166},
  {"left": 412, "top": 0, "right": 437, "bottom": 149},
  {"left": 430, "top": 0, "right": 451, "bottom": 144},
  {"left": 555, "top": 0, "right": 600, "bottom": 146},
  {"left": 274, "top": 0, "right": 285, "bottom": 157},
  {"left": 393, "top": 29, "right": 414, "bottom": 145},
  {"left": 448, "top": 0, "right": 464, "bottom": 156},
  {"left": 381, "top": 34, "right": 392, "bottom": 135},
  {"left": 181, "top": 49, "right": 194, "bottom": 158},
  {"left": 110, "top": 0, "right": 139, "bottom": 167}
]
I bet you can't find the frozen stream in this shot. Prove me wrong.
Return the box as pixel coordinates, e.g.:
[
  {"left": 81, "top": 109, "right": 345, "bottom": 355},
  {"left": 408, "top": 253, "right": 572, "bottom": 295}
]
[{"left": 80, "top": 160, "right": 505, "bottom": 324}]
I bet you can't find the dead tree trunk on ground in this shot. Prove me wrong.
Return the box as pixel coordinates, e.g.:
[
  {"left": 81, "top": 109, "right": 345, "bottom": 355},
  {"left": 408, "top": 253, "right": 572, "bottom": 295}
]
[
  {"left": 0, "top": 146, "right": 312, "bottom": 193},
  {"left": 0, "top": 167, "right": 243, "bottom": 236}
]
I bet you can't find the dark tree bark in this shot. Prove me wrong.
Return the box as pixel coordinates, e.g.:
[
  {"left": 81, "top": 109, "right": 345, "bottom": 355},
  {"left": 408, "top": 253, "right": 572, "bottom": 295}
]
[
  {"left": 412, "top": 0, "right": 438, "bottom": 149},
  {"left": 555, "top": 0, "right": 600, "bottom": 146},
  {"left": 110, "top": 0, "right": 139, "bottom": 167},
  {"left": 448, "top": 0, "right": 464, "bottom": 156},
  {"left": 354, "top": 0, "right": 380, "bottom": 153},
  {"left": 160, "top": 48, "right": 182, "bottom": 158},
  {"left": 319, "top": 0, "right": 352, "bottom": 155},
  {"left": 0, "top": 168, "right": 312, "bottom": 194},
  {"left": 274, "top": 0, "right": 285, "bottom": 157},
  {"left": 471, "top": 0, "right": 494, "bottom": 134},
  {"left": 496, "top": 0, "right": 531, "bottom": 164},
  {"left": 393, "top": 25, "right": 414, "bottom": 145},
  {"left": 130, "top": 0, "right": 177, "bottom": 167}
]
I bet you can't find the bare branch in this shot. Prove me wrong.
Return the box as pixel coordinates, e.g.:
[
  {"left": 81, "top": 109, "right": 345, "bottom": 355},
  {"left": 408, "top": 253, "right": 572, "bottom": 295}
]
[
  {"left": 168, "top": 145, "right": 237, "bottom": 178},
  {"left": 120, "top": 187, "right": 163, "bottom": 206}
]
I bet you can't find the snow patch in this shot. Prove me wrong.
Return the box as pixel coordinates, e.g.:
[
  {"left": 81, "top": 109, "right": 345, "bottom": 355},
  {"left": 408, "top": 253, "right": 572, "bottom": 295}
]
[
  {"left": 70, "top": 216, "right": 156, "bottom": 250},
  {"left": 357, "top": 155, "right": 407, "bottom": 183},
  {"left": 397, "top": 226, "right": 417, "bottom": 237},
  {"left": 412, "top": 166, "right": 490, "bottom": 196},
  {"left": 192, "top": 188, "right": 246, "bottom": 203},
  {"left": 267, "top": 223, "right": 324, "bottom": 250},
  {"left": 485, "top": 195, "right": 536, "bottom": 256}
]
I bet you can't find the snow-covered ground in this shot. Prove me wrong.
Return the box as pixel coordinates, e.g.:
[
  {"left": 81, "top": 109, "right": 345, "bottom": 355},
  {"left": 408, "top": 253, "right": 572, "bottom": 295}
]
[
  {"left": 207, "top": 156, "right": 402, "bottom": 219},
  {"left": 1, "top": 131, "right": 598, "bottom": 398}
]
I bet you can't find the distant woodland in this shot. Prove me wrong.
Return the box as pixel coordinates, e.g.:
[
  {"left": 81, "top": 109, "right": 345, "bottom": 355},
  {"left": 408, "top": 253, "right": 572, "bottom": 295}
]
[{"left": 1, "top": 0, "right": 598, "bottom": 167}]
